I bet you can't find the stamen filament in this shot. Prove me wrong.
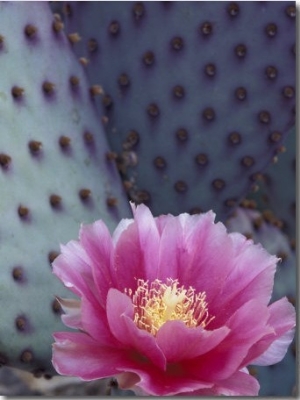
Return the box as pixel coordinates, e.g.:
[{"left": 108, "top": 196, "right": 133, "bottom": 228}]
[{"left": 125, "top": 278, "right": 214, "bottom": 336}]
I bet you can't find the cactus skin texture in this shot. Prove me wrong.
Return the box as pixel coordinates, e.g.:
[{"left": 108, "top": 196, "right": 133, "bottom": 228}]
[
  {"left": 245, "top": 126, "right": 296, "bottom": 243},
  {"left": 0, "top": 2, "right": 130, "bottom": 376},
  {"left": 226, "top": 207, "right": 296, "bottom": 395},
  {"left": 61, "top": 1, "right": 295, "bottom": 219}
]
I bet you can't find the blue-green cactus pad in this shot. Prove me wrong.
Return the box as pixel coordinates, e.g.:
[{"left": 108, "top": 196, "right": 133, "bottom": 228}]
[{"left": 0, "top": 2, "right": 130, "bottom": 376}]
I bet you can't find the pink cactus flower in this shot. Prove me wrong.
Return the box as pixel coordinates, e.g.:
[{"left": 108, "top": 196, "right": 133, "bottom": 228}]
[{"left": 52, "top": 203, "right": 295, "bottom": 396}]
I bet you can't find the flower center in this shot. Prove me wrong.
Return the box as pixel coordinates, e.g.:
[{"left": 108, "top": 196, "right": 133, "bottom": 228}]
[{"left": 125, "top": 278, "right": 214, "bottom": 336}]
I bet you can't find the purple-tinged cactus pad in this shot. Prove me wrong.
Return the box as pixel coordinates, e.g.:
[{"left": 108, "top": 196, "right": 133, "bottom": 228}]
[
  {"left": 0, "top": 2, "right": 130, "bottom": 375},
  {"left": 245, "top": 126, "right": 296, "bottom": 242},
  {"left": 61, "top": 1, "right": 295, "bottom": 219}
]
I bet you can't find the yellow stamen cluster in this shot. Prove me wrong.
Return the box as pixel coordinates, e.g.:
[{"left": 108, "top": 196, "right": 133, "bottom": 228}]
[{"left": 125, "top": 278, "right": 214, "bottom": 336}]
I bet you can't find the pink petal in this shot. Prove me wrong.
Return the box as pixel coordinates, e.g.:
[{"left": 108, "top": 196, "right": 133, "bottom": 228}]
[
  {"left": 156, "top": 215, "right": 181, "bottom": 280},
  {"left": 52, "top": 240, "right": 98, "bottom": 302},
  {"left": 112, "top": 222, "right": 145, "bottom": 291},
  {"left": 52, "top": 331, "right": 126, "bottom": 380},
  {"left": 156, "top": 212, "right": 210, "bottom": 281},
  {"left": 211, "top": 234, "right": 278, "bottom": 326},
  {"left": 80, "top": 296, "right": 118, "bottom": 347},
  {"left": 131, "top": 203, "right": 161, "bottom": 282},
  {"left": 155, "top": 211, "right": 236, "bottom": 307},
  {"left": 183, "top": 299, "right": 274, "bottom": 381},
  {"left": 155, "top": 213, "right": 175, "bottom": 235},
  {"left": 117, "top": 364, "right": 213, "bottom": 396},
  {"left": 245, "top": 297, "right": 296, "bottom": 366},
  {"left": 212, "top": 370, "right": 260, "bottom": 396},
  {"left": 79, "top": 221, "right": 115, "bottom": 307},
  {"left": 156, "top": 320, "right": 230, "bottom": 362},
  {"left": 177, "top": 387, "right": 218, "bottom": 396},
  {"left": 106, "top": 288, "right": 166, "bottom": 370},
  {"left": 112, "top": 217, "right": 134, "bottom": 244},
  {"left": 253, "top": 329, "right": 295, "bottom": 366},
  {"left": 174, "top": 212, "right": 237, "bottom": 305},
  {"left": 113, "top": 204, "right": 161, "bottom": 292},
  {"left": 56, "top": 297, "right": 82, "bottom": 330},
  {"left": 116, "top": 371, "right": 140, "bottom": 389},
  {"left": 179, "top": 369, "right": 259, "bottom": 396}
]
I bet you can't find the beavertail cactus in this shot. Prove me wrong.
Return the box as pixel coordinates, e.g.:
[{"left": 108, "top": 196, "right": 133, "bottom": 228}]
[
  {"left": 0, "top": 2, "right": 130, "bottom": 376},
  {"left": 61, "top": 1, "right": 295, "bottom": 219}
]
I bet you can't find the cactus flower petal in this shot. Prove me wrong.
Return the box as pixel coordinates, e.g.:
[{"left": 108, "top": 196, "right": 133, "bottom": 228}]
[
  {"left": 52, "top": 203, "right": 295, "bottom": 396},
  {"left": 53, "top": 332, "right": 127, "bottom": 380}
]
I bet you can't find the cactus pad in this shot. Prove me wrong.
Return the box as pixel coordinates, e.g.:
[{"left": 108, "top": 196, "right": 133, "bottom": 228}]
[
  {"left": 245, "top": 126, "right": 296, "bottom": 242},
  {"left": 61, "top": 1, "right": 295, "bottom": 219},
  {"left": 0, "top": 2, "right": 130, "bottom": 376}
]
